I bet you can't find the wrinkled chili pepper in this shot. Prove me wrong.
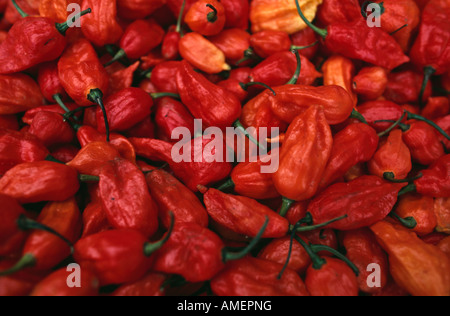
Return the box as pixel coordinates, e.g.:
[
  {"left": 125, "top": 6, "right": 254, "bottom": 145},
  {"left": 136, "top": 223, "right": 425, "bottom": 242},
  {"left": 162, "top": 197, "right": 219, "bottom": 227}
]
[
  {"left": 28, "top": 111, "right": 75, "bottom": 148},
  {"left": 371, "top": 220, "right": 450, "bottom": 296},
  {"left": 154, "top": 97, "right": 195, "bottom": 141},
  {"left": 37, "top": 62, "right": 68, "bottom": 105},
  {"left": 0, "top": 73, "right": 43, "bottom": 115},
  {"left": 353, "top": 67, "right": 388, "bottom": 101},
  {"left": 116, "top": 0, "right": 166, "bottom": 20},
  {"left": 308, "top": 176, "right": 406, "bottom": 230},
  {"left": 0, "top": 161, "right": 79, "bottom": 204},
  {"left": 67, "top": 141, "right": 120, "bottom": 176},
  {"left": 107, "top": 61, "right": 140, "bottom": 96},
  {"left": 409, "top": 154, "right": 450, "bottom": 198},
  {"left": 395, "top": 194, "right": 437, "bottom": 236},
  {"left": 185, "top": 0, "right": 225, "bottom": 36},
  {"left": 220, "top": 0, "right": 249, "bottom": 29},
  {"left": 99, "top": 158, "right": 159, "bottom": 237},
  {"left": 322, "top": 55, "right": 357, "bottom": 106},
  {"left": 384, "top": 70, "right": 433, "bottom": 104},
  {"left": 422, "top": 97, "right": 450, "bottom": 120},
  {"left": 317, "top": 0, "right": 360, "bottom": 26},
  {"left": 434, "top": 197, "right": 450, "bottom": 234},
  {"left": 150, "top": 61, "right": 181, "bottom": 94},
  {"left": 357, "top": 100, "right": 404, "bottom": 132},
  {"left": 250, "top": 30, "right": 292, "bottom": 58},
  {"left": 210, "top": 28, "right": 251, "bottom": 65},
  {"left": 39, "top": 0, "right": 81, "bottom": 23},
  {"left": 112, "top": 272, "right": 167, "bottom": 296}
]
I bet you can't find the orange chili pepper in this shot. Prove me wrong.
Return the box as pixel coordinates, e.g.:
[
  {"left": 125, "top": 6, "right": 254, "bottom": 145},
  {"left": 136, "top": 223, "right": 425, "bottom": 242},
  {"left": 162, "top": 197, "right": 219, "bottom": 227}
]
[
  {"left": 322, "top": 55, "right": 357, "bottom": 107},
  {"left": 434, "top": 197, "right": 450, "bottom": 234},
  {"left": 395, "top": 194, "right": 437, "bottom": 236}
]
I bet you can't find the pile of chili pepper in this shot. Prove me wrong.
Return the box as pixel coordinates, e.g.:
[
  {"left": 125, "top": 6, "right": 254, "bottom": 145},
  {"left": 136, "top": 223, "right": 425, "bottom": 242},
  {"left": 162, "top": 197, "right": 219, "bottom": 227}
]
[{"left": 0, "top": 0, "right": 449, "bottom": 297}]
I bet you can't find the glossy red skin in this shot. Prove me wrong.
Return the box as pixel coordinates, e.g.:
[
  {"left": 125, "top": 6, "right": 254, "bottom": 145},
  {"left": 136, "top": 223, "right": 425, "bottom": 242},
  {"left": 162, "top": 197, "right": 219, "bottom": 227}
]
[
  {"left": 81, "top": 0, "right": 123, "bottom": 47},
  {"left": 107, "top": 61, "right": 140, "bottom": 96},
  {"left": 211, "top": 257, "right": 310, "bottom": 296},
  {"left": 218, "top": 79, "right": 248, "bottom": 102},
  {"left": 319, "top": 123, "right": 379, "bottom": 190},
  {"left": 112, "top": 273, "right": 166, "bottom": 296},
  {"left": 317, "top": 0, "right": 361, "bottom": 26},
  {"left": 203, "top": 188, "right": 289, "bottom": 238},
  {"left": 143, "top": 167, "right": 209, "bottom": 229},
  {"left": 154, "top": 97, "right": 195, "bottom": 141},
  {"left": 0, "top": 115, "right": 18, "bottom": 130},
  {"left": 415, "top": 155, "right": 450, "bottom": 198},
  {"left": 185, "top": 0, "right": 226, "bottom": 36},
  {"left": 422, "top": 97, "right": 450, "bottom": 120},
  {"left": 0, "top": 194, "right": 27, "bottom": 256},
  {"left": 325, "top": 19, "right": 410, "bottom": 70},
  {"left": 120, "top": 20, "right": 164, "bottom": 59},
  {"left": 436, "top": 115, "right": 450, "bottom": 149},
  {"left": 0, "top": 161, "right": 79, "bottom": 204},
  {"left": 130, "top": 137, "right": 233, "bottom": 192},
  {"left": 30, "top": 267, "right": 99, "bottom": 296},
  {"left": 209, "top": 28, "right": 250, "bottom": 63},
  {"left": 250, "top": 51, "right": 321, "bottom": 87},
  {"left": 50, "top": 145, "right": 79, "bottom": 164},
  {"left": 99, "top": 158, "right": 158, "bottom": 237},
  {"left": 403, "top": 121, "right": 445, "bottom": 166},
  {"left": 82, "top": 202, "right": 111, "bottom": 238},
  {"left": 153, "top": 223, "right": 225, "bottom": 282},
  {"left": 384, "top": 71, "right": 433, "bottom": 104},
  {"left": 0, "top": 129, "right": 49, "bottom": 176},
  {"left": 229, "top": 67, "right": 251, "bottom": 83},
  {"left": 37, "top": 62, "right": 68, "bottom": 102},
  {"left": 0, "top": 73, "right": 44, "bottom": 115},
  {"left": 353, "top": 67, "right": 388, "bottom": 101},
  {"left": 22, "top": 198, "right": 82, "bottom": 271},
  {"left": 357, "top": 101, "right": 404, "bottom": 133},
  {"left": 396, "top": 194, "right": 437, "bottom": 236},
  {"left": 161, "top": 30, "right": 180, "bottom": 60},
  {"left": 150, "top": 61, "right": 181, "bottom": 94},
  {"left": 221, "top": 0, "right": 249, "bottom": 29},
  {"left": 305, "top": 258, "right": 359, "bottom": 296},
  {"left": 74, "top": 229, "right": 155, "bottom": 286},
  {"left": 22, "top": 103, "right": 80, "bottom": 125},
  {"left": 0, "top": 17, "right": 66, "bottom": 74},
  {"left": 308, "top": 176, "right": 405, "bottom": 231},
  {"left": 290, "top": 28, "right": 319, "bottom": 60},
  {"left": 286, "top": 200, "right": 308, "bottom": 226},
  {"left": 125, "top": 116, "right": 156, "bottom": 139},
  {"left": 176, "top": 61, "right": 241, "bottom": 130},
  {"left": 96, "top": 87, "right": 153, "bottom": 133},
  {"left": 250, "top": 31, "right": 292, "bottom": 58},
  {"left": 116, "top": 0, "right": 166, "bottom": 20},
  {"left": 28, "top": 111, "right": 75, "bottom": 148},
  {"left": 67, "top": 141, "right": 120, "bottom": 176},
  {"left": 410, "top": 0, "right": 450, "bottom": 75},
  {"left": 300, "top": 229, "right": 338, "bottom": 256},
  {"left": 341, "top": 228, "right": 389, "bottom": 294}
]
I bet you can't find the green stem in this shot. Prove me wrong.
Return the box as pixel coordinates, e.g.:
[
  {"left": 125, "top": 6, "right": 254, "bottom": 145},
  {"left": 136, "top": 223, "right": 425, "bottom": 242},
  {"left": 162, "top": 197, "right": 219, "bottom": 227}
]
[
  {"left": 375, "top": 120, "right": 410, "bottom": 132},
  {"left": 234, "top": 120, "right": 266, "bottom": 151},
  {"left": 390, "top": 212, "right": 418, "bottom": 229},
  {"left": 294, "top": 235, "right": 326, "bottom": 270},
  {"left": 240, "top": 82, "right": 276, "bottom": 96},
  {"left": 377, "top": 111, "right": 406, "bottom": 137},
  {"left": 278, "top": 222, "right": 301, "bottom": 279},
  {"left": 87, "top": 89, "right": 110, "bottom": 142},
  {"left": 398, "top": 183, "right": 417, "bottom": 196},
  {"left": 0, "top": 254, "right": 36, "bottom": 276},
  {"left": 383, "top": 172, "right": 423, "bottom": 183},
  {"left": 419, "top": 66, "right": 436, "bottom": 106},
  {"left": 406, "top": 111, "right": 450, "bottom": 141},
  {"left": 279, "top": 197, "right": 295, "bottom": 217},
  {"left": 17, "top": 215, "right": 74, "bottom": 253},
  {"left": 143, "top": 212, "right": 175, "bottom": 256},
  {"left": 294, "top": 0, "right": 327, "bottom": 39},
  {"left": 217, "top": 179, "right": 235, "bottom": 191},
  {"left": 150, "top": 93, "right": 181, "bottom": 100},
  {"left": 53, "top": 94, "right": 71, "bottom": 113},
  {"left": 45, "top": 154, "right": 65, "bottom": 164},
  {"left": 222, "top": 217, "right": 269, "bottom": 262},
  {"left": 390, "top": 24, "right": 408, "bottom": 36},
  {"left": 206, "top": 4, "right": 218, "bottom": 23},
  {"left": 290, "top": 41, "right": 319, "bottom": 51},
  {"left": 176, "top": 0, "right": 187, "bottom": 33},
  {"left": 292, "top": 214, "right": 348, "bottom": 233},
  {"left": 236, "top": 48, "right": 259, "bottom": 66},
  {"left": 350, "top": 109, "right": 368, "bottom": 124},
  {"left": 79, "top": 174, "right": 100, "bottom": 182},
  {"left": 286, "top": 49, "right": 302, "bottom": 85},
  {"left": 308, "top": 242, "right": 360, "bottom": 277},
  {"left": 11, "top": 0, "right": 28, "bottom": 17},
  {"left": 55, "top": 8, "right": 92, "bottom": 36},
  {"left": 104, "top": 49, "right": 127, "bottom": 67}
]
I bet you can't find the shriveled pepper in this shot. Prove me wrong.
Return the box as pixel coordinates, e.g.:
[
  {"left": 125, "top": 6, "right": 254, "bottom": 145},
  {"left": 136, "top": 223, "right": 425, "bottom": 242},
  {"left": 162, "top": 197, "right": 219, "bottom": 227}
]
[
  {"left": 99, "top": 158, "right": 159, "bottom": 238},
  {"left": 273, "top": 106, "right": 333, "bottom": 201},
  {"left": 0, "top": 161, "right": 79, "bottom": 204},
  {"left": 371, "top": 220, "right": 450, "bottom": 296},
  {"left": 434, "top": 197, "right": 450, "bottom": 234},
  {"left": 211, "top": 257, "right": 309, "bottom": 296},
  {"left": 0, "top": 74, "right": 43, "bottom": 115},
  {"left": 353, "top": 67, "right": 389, "bottom": 101},
  {"left": 184, "top": 0, "right": 225, "bottom": 36},
  {"left": 309, "top": 176, "right": 406, "bottom": 230},
  {"left": 179, "top": 33, "right": 230, "bottom": 74}
]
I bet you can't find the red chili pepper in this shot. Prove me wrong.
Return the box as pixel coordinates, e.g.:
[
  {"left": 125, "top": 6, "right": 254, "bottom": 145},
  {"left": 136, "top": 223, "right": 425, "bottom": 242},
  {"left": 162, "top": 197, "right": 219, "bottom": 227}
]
[
  {"left": 141, "top": 164, "right": 209, "bottom": 229},
  {"left": 67, "top": 141, "right": 120, "bottom": 176},
  {"left": 290, "top": 28, "right": 319, "bottom": 60},
  {"left": 106, "top": 19, "right": 164, "bottom": 66},
  {"left": 322, "top": 55, "right": 357, "bottom": 107},
  {"left": 0, "top": 73, "right": 44, "bottom": 115},
  {"left": 184, "top": 0, "right": 225, "bottom": 36},
  {"left": 308, "top": 176, "right": 406, "bottom": 230},
  {"left": 0, "top": 260, "right": 39, "bottom": 296},
  {"left": 250, "top": 30, "right": 292, "bottom": 59},
  {"left": 434, "top": 197, "right": 450, "bottom": 234},
  {"left": 37, "top": 62, "right": 68, "bottom": 104},
  {"left": 176, "top": 60, "right": 241, "bottom": 129},
  {"left": 316, "top": 0, "right": 361, "bottom": 26},
  {"left": 74, "top": 225, "right": 172, "bottom": 286},
  {"left": 341, "top": 228, "right": 389, "bottom": 294},
  {"left": 319, "top": 123, "right": 379, "bottom": 190},
  {"left": 28, "top": 111, "right": 75, "bottom": 148},
  {"left": 221, "top": 0, "right": 249, "bottom": 30},
  {"left": 81, "top": 202, "right": 111, "bottom": 238},
  {"left": 30, "top": 266, "right": 99, "bottom": 296},
  {"left": 154, "top": 97, "right": 194, "bottom": 141},
  {"left": 99, "top": 158, "right": 159, "bottom": 237},
  {"left": 0, "top": 194, "right": 29, "bottom": 256},
  {"left": 107, "top": 61, "right": 140, "bottom": 96},
  {"left": 436, "top": 115, "right": 450, "bottom": 150},
  {"left": 211, "top": 257, "right": 309, "bottom": 296},
  {"left": 80, "top": 0, "right": 122, "bottom": 47},
  {"left": 39, "top": 0, "right": 81, "bottom": 23},
  {"left": 209, "top": 28, "right": 251, "bottom": 65},
  {"left": 0, "top": 115, "right": 18, "bottom": 130},
  {"left": 421, "top": 97, "right": 450, "bottom": 120},
  {"left": 22, "top": 103, "right": 79, "bottom": 126},
  {"left": 150, "top": 61, "right": 181, "bottom": 94},
  {"left": 0, "top": 129, "right": 49, "bottom": 175},
  {"left": 395, "top": 194, "right": 437, "bottom": 236},
  {"left": 413, "top": 154, "right": 450, "bottom": 198},
  {"left": 112, "top": 272, "right": 167, "bottom": 296},
  {"left": 116, "top": 0, "right": 166, "bottom": 20},
  {"left": 357, "top": 101, "right": 404, "bottom": 132},
  {"left": 0, "top": 161, "right": 79, "bottom": 204},
  {"left": 353, "top": 67, "right": 389, "bottom": 101},
  {"left": 297, "top": 1, "right": 409, "bottom": 70},
  {"left": 384, "top": 70, "right": 433, "bottom": 104}
]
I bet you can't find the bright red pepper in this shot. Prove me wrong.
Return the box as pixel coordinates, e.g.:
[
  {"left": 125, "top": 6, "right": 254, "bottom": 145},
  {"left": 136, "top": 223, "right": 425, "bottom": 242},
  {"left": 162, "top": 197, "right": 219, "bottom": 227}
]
[
  {"left": 422, "top": 97, "right": 450, "bottom": 120},
  {"left": 184, "top": 0, "right": 225, "bottom": 36},
  {"left": 150, "top": 61, "right": 181, "bottom": 94},
  {"left": 39, "top": 0, "right": 81, "bottom": 23},
  {"left": 322, "top": 55, "right": 357, "bottom": 107},
  {"left": 319, "top": 123, "right": 379, "bottom": 190},
  {"left": 81, "top": 201, "right": 111, "bottom": 238},
  {"left": 384, "top": 70, "right": 433, "bottom": 104},
  {"left": 112, "top": 272, "right": 167, "bottom": 296},
  {"left": 37, "top": 62, "right": 68, "bottom": 103},
  {"left": 309, "top": 176, "right": 405, "bottom": 231},
  {"left": 414, "top": 154, "right": 450, "bottom": 198},
  {"left": 316, "top": 0, "right": 361, "bottom": 26},
  {"left": 0, "top": 194, "right": 28, "bottom": 256},
  {"left": 434, "top": 197, "right": 450, "bottom": 234},
  {"left": 116, "top": 0, "right": 166, "bottom": 20},
  {"left": 28, "top": 111, "right": 75, "bottom": 148},
  {"left": 357, "top": 101, "right": 404, "bottom": 133},
  {"left": 176, "top": 60, "right": 241, "bottom": 129},
  {"left": 106, "top": 61, "right": 140, "bottom": 96},
  {"left": 0, "top": 260, "right": 39, "bottom": 296},
  {"left": 290, "top": 28, "right": 319, "bottom": 60},
  {"left": 99, "top": 158, "right": 159, "bottom": 237},
  {"left": 154, "top": 97, "right": 195, "bottom": 141},
  {"left": 396, "top": 194, "right": 437, "bottom": 236},
  {"left": 353, "top": 67, "right": 389, "bottom": 101},
  {"left": 0, "top": 73, "right": 44, "bottom": 115},
  {"left": 250, "top": 30, "right": 292, "bottom": 58},
  {"left": 0, "top": 161, "right": 79, "bottom": 204},
  {"left": 221, "top": 0, "right": 249, "bottom": 30},
  {"left": 209, "top": 28, "right": 251, "bottom": 64},
  {"left": 211, "top": 257, "right": 309, "bottom": 296},
  {"left": 67, "top": 141, "right": 120, "bottom": 176},
  {"left": 436, "top": 115, "right": 450, "bottom": 150}
]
